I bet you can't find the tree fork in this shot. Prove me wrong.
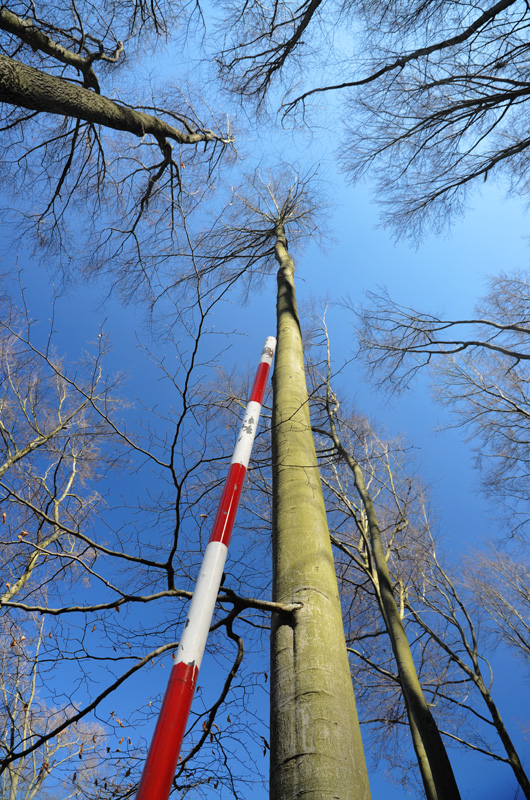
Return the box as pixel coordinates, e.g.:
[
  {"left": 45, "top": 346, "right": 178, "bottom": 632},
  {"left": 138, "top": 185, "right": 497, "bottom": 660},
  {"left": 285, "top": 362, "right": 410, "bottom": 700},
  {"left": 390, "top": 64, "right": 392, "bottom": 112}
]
[{"left": 270, "top": 223, "right": 371, "bottom": 800}]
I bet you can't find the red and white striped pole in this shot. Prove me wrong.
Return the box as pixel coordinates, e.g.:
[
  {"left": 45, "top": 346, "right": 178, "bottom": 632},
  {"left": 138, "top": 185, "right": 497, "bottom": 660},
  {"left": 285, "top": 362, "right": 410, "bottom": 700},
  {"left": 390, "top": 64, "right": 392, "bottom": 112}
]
[{"left": 135, "top": 336, "right": 276, "bottom": 800}]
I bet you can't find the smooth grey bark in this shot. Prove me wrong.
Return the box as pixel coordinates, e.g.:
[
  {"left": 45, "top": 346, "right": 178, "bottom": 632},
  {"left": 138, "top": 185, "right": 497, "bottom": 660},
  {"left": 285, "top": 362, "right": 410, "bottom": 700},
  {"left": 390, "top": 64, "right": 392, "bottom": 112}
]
[{"left": 270, "top": 224, "right": 371, "bottom": 800}]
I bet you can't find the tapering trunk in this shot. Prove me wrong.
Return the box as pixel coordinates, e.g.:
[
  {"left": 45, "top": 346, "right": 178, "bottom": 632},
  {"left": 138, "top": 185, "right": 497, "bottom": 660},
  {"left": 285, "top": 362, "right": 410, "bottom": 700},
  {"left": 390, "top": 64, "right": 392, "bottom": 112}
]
[{"left": 270, "top": 225, "right": 371, "bottom": 800}]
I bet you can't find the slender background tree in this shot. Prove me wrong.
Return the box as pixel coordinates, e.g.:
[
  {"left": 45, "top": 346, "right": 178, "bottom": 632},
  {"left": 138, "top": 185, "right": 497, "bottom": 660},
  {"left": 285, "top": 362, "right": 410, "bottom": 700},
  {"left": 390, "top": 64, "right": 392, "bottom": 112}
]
[{"left": 303, "top": 315, "right": 530, "bottom": 797}]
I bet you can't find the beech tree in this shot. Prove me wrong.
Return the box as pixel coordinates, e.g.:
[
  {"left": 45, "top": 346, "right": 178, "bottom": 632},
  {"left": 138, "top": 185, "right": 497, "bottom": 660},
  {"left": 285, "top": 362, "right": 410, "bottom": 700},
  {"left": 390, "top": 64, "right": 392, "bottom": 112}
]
[
  {"left": 270, "top": 203, "right": 370, "bottom": 800},
  {"left": 306, "top": 319, "right": 460, "bottom": 800},
  {"left": 167, "top": 171, "right": 373, "bottom": 799},
  {"left": 403, "top": 542, "right": 530, "bottom": 797}
]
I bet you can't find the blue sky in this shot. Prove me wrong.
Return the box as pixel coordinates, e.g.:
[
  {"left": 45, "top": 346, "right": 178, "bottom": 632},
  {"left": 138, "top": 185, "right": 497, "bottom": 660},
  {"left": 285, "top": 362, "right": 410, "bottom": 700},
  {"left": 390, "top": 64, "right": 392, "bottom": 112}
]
[
  {"left": 7, "top": 164, "right": 530, "bottom": 798},
  {"left": 2, "top": 11, "right": 530, "bottom": 797}
]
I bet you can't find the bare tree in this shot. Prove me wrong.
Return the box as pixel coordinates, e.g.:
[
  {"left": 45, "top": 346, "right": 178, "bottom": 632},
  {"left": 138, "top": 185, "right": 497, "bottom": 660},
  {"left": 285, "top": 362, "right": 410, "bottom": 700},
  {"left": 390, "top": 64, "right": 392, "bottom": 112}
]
[
  {"left": 0, "top": 617, "right": 112, "bottom": 800},
  {"left": 0, "top": 1, "right": 234, "bottom": 298},
  {"left": 402, "top": 536, "right": 530, "bottom": 797},
  {"left": 271, "top": 198, "right": 370, "bottom": 800},
  {"left": 304, "top": 316, "right": 461, "bottom": 800},
  {"left": 355, "top": 271, "right": 530, "bottom": 533},
  {"left": 216, "top": 0, "right": 530, "bottom": 236},
  {"left": 0, "top": 284, "right": 127, "bottom": 608},
  {"left": 0, "top": 271, "right": 288, "bottom": 799},
  {"left": 179, "top": 169, "right": 372, "bottom": 799},
  {"left": 470, "top": 545, "right": 530, "bottom": 666},
  {"left": 301, "top": 315, "right": 530, "bottom": 796}
]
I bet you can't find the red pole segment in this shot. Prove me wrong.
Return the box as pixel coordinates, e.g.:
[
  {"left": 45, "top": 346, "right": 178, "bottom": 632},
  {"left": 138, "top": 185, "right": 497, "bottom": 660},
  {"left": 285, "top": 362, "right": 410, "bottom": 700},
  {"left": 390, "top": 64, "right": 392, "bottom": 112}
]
[{"left": 135, "top": 336, "right": 276, "bottom": 800}]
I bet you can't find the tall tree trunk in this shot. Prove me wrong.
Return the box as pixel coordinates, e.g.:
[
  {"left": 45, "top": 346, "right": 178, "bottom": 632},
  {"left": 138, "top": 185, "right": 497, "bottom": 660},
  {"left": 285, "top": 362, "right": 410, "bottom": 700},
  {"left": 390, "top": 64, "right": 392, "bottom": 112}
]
[
  {"left": 270, "top": 224, "right": 371, "bottom": 800},
  {"left": 329, "top": 425, "right": 461, "bottom": 800}
]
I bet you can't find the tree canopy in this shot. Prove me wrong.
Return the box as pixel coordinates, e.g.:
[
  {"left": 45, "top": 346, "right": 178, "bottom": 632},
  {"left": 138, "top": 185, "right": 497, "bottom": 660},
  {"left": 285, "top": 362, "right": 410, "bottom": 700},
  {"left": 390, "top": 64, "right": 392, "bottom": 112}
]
[{"left": 217, "top": 0, "right": 530, "bottom": 236}]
